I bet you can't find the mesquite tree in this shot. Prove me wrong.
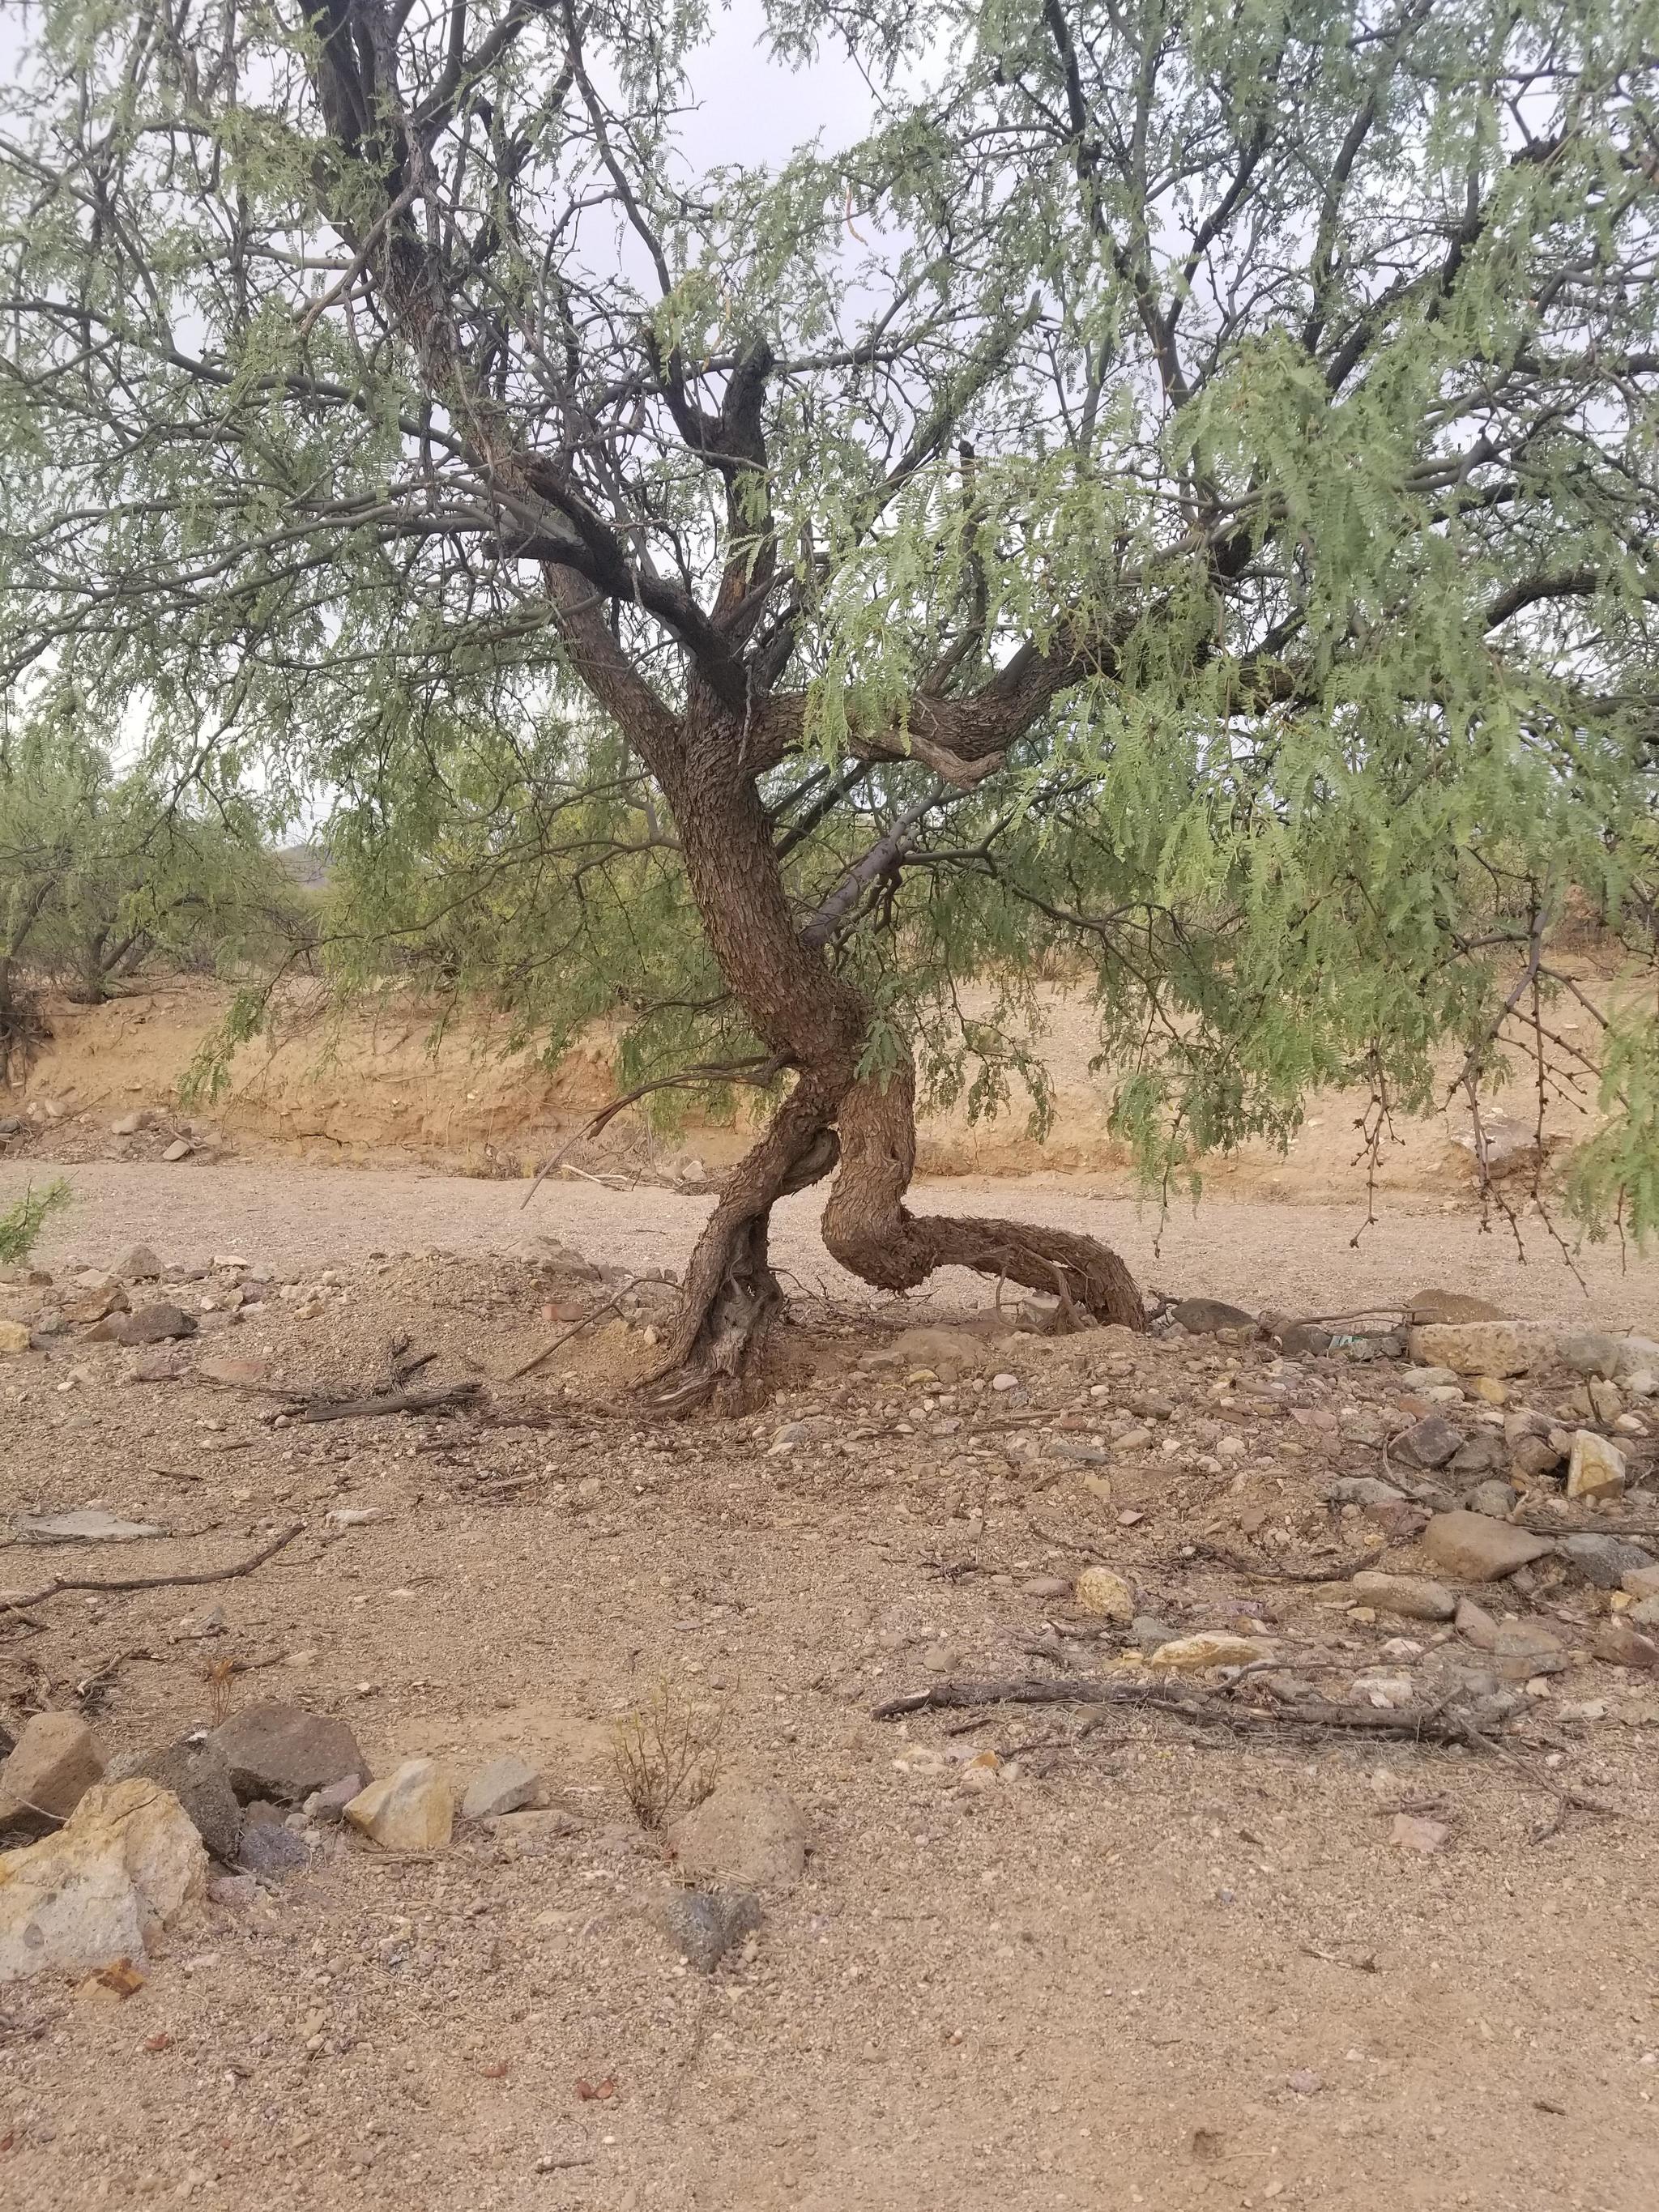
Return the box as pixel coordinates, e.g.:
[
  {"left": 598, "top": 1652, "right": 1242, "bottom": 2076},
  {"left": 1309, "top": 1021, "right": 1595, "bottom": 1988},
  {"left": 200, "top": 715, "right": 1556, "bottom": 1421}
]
[{"left": 2, "top": 1, "right": 1657, "bottom": 1404}]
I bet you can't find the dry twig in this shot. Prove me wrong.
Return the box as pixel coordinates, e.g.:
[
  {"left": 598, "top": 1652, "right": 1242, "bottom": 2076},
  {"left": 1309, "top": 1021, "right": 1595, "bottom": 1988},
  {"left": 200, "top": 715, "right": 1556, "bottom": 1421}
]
[{"left": 0, "top": 1524, "right": 302, "bottom": 1616}]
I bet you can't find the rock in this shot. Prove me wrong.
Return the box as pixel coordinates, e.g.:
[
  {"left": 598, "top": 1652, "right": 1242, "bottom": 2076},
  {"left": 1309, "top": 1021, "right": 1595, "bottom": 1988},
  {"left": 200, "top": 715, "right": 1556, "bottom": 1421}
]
[
  {"left": 1390, "top": 1812, "right": 1451, "bottom": 1853},
  {"left": 1630, "top": 1596, "right": 1659, "bottom": 1628},
  {"left": 1623, "top": 1565, "right": 1659, "bottom": 1600},
  {"left": 1449, "top": 1430, "right": 1508, "bottom": 1476},
  {"left": 1555, "top": 1331, "right": 1621, "bottom": 1379},
  {"left": 1147, "top": 1632, "right": 1273, "bottom": 1672},
  {"left": 1404, "top": 1290, "right": 1509, "bottom": 1323},
  {"left": 1591, "top": 1620, "right": 1659, "bottom": 1671},
  {"left": 237, "top": 1822, "right": 311, "bottom": 1878},
  {"left": 1587, "top": 1377, "right": 1623, "bottom": 1423},
  {"left": 12, "top": 1510, "right": 166, "bottom": 1545},
  {"left": 1324, "top": 1477, "right": 1407, "bottom": 1507},
  {"left": 1170, "top": 1298, "right": 1258, "bottom": 1336},
  {"left": 1510, "top": 1432, "right": 1564, "bottom": 1481},
  {"left": 1405, "top": 1323, "right": 1548, "bottom": 1378},
  {"left": 343, "top": 1760, "right": 454, "bottom": 1851},
  {"left": 1612, "top": 1336, "right": 1659, "bottom": 1382},
  {"left": 1128, "top": 1615, "right": 1179, "bottom": 1653},
  {"left": 1073, "top": 1566, "right": 1134, "bottom": 1622},
  {"left": 1275, "top": 1322, "right": 1333, "bottom": 1358},
  {"left": 0, "top": 1319, "right": 35, "bottom": 1354},
  {"left": 194, "top": 1354, "right": 271, "bottom": 1387},
  {"left": 665, "top": 1784, "right": 811, "bottom": 1895},
  {"left": 1466, "top": 1376, "right": 1510, "bottom": 1407},
  {"left": 162, "top": 1139, "right": 193, "bottom": 1162},
  {"left": 1020, "top": 1576, "right": 1072, "bottom": 1600},
  {"left": 210, "top": 1703, "right": 369, "bottom": 1806},
  {"left": 655, "top": 1887, "right": 761, "bottom": 1972},
  {"left": 131, "top": 1352, "right": 183, "bottom": 1383},
  {"left": 106, "top": 1737, "right": 241, "bottom": 1864},
  {"left": 461, "top": 1755, "right": 541, "bottom": 1822},
  {"left": 1489, "top": 1621, "right": 1567, "bottom": 1681},
  {"left": 1466, "top": 1478, "right": 1520, "bottom": 1519},
  {"left": 96, "top": 1302, "right": 196, "bottom": 1346},
  {"left": 0, "top": 1779, "right": 207, "bottom": 1985},
  {"left": 1392, "top": 1414, "right": 1464, "bottom": 1470},
  {"left": 110, "top": 1111, "right": 151, "bottom": 1136},
  {"left": 1454, "top": 1596, "right": 1498, "bottom": 1647},
  {"left": 113, "top": 1246, "right": 164, "bottom": 1281},
  {"left": 1559, "top": 1533, "right": 1657, "bottom": 1590},
  {"left": 1350, "top": 1572, "right": 1456, "bottom": 1622},
  {"left": 491, "top": 1809, "right": 582, "bottom": 1860},
  {"left": 1422, "top": 1511, "right": 1554, "bottom": 1582},
  {"left": 0, "top": 1714, "right": 104, "bottom": 1839},
  {"left": 65, "top": 1283, "right": 129, "bottom": 1323},
  {"left": 302, "top": 1775, "right": 361, "bottom": 1824},
  {"left": 1566, "top": 1430, "right": 1626, "bottom": 1502},
  {"left": 871, "top": 1326, "right": 992, "bottom": 1378}
]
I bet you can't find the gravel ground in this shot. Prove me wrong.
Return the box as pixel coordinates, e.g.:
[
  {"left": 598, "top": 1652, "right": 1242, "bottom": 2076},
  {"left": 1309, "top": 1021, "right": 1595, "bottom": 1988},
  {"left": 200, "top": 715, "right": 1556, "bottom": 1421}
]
[
  {"left": 2, "top": 1172, "right": 1658, "bottom": 2212},
  {"left": 6, "top": 1157, "right": 1658, "bottom": 1329}
]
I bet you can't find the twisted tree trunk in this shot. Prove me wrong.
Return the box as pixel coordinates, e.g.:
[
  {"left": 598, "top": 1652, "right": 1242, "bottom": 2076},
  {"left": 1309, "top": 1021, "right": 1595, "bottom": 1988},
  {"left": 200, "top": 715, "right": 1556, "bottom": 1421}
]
[{"left": 644, "top": 702, "right": 1143, "bottom": 1412}]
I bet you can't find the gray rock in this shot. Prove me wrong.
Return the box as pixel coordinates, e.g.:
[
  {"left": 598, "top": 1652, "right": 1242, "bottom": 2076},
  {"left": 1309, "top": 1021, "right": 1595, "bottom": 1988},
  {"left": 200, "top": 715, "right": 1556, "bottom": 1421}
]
[
  {"left": 1422, "top": 1510, "right": 1554, "bottom": 1582},
  {"left": 1450, "top": 1430, "right": 1508, "bottom": 1477},
  {"left": 1276, "top": 1323, "right": 1333, "bottom": 1358},
  {"left": 108, "top": 1737, "right": 241, "bottom": 1863},
  {"left": 1510, "top": 1432, "right": 1564, "bottom": 1481},
  {"left": 113, "top": 1245, "right": 164, "bottom": 1281},
  {"left": 1559, "top": 1532, "right": 1657, "bottom": 1590},
  {"left": 210, "top": 1703, "right": 369, "bottom": 1806},
  {"left": 1392, "top": 1414, "right": 1464, "bottom": 1470},
  {"left": 162, "top": 1139, "right": 194, "bottom": 1162},
  {"left": 96, "top": 1302, "right": 196, "bottom": 1346},
  {"left": 666, "top": 1784, "right": 811, "bottom": 1895},
  {"left": 1466, "top": 1478, "right": 1520, "bottom": 1519},
  {"left": 1170, "top": 1298, "right": 1258, "bottom": 1336},
  {"left": 655, "top": 1887, "right": 761, "bottom": 1972},
  {"left": 1613, "top": 1336, "right": 1659, "bottom": 1382},
  {"left": 237, "top": 1821, "right": 311, "bottom": 1878},
  {"left": 1129, "top": 1614, "right": 1180, "bottom": 1652},
  {"left": 302, "top": 1775, "right": 361, "bottom": 1824},
  {"left": 1489, "top": 1621, "right": 1568, "bottom": 1681},
  {"left": 1629, "top": 1596, "right": 1659, "bottom": 1628},
  {"left": 1453, "top": 1596, "right": 1499, "bottom": 1648},
  {"left": 0, "top": 1713, "right": 104, "bottom": 1839},
  {"left": 1324, "top": 1477, "right": 1408, "bottom": 1507},
  {"left": 461, "top": 1755, "right": 541, "bottom": 1822},
  {"left": 1555, "top": 1331, "right": 1621, "bottom": 1379}
]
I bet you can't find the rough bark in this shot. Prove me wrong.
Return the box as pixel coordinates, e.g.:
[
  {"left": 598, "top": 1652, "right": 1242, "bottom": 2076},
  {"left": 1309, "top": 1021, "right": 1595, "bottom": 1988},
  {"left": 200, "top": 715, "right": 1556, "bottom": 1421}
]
[{"left": 642, "top": 697, "right": 1144, "bottom": 1411}]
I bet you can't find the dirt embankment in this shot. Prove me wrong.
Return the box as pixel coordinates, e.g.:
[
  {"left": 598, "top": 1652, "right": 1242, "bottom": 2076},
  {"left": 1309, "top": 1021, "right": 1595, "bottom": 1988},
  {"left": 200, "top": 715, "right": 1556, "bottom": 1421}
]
[{"left": 0, "top": 972, "right": 1614, "bottom": 1207}]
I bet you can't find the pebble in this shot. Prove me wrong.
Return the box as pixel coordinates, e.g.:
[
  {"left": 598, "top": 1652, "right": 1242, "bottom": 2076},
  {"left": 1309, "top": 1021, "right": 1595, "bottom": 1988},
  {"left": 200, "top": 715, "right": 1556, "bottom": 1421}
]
[{"left": 1073, "top": 1566, "right": 1134, "bottom": 1622}]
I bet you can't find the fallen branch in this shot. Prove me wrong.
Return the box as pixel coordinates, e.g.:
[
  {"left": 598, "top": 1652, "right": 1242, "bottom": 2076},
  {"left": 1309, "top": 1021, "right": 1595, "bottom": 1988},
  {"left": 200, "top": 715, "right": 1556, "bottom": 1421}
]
[
  {"left": 499, "top": 1296, "right": 625, "bottom": 1383},
  {"left": 1195, "top": 1541, "right": 1388, "bottom": 1584},
  {"left": 281, "top": 1383, "right": 481, "bottom": 1424},
  {"left": 0, "top": 1524, "right": 302, "bottom": 1615},
  {"left": 870, "top": 1674, "right": 1491, "bottom": 1746}
]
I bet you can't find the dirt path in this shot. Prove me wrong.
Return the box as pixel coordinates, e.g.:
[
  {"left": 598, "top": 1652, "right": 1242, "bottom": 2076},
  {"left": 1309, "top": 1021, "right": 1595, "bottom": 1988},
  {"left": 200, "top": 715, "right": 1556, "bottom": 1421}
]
[
  {"left": 2, "top": 1170, "right": 1657, "bottom": 2211},
  {"left": 6, "top": 1157, "right": 1657, "bottom": 1328}
]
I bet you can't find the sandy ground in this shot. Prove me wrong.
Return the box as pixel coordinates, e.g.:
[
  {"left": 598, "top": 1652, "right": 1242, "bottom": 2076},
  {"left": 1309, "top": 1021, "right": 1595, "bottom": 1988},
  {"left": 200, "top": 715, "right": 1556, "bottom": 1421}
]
[
  {"left": 6, "top": 1157, "right": 1659, "bottom": 1332},
  {"left": 2, "top": 1164, "right": 1657, "bottom": 2212}
]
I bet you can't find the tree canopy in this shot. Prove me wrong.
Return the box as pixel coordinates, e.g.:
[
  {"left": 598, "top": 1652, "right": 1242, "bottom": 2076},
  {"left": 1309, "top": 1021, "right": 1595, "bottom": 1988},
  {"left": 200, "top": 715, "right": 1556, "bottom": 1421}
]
[{"left": 2, "top": 0, "right": 1657, "bottom": 1396}]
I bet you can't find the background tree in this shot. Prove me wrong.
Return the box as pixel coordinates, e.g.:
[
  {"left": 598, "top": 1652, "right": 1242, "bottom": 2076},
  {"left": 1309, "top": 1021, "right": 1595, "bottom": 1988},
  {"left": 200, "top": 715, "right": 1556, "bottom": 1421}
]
[
  {"left": 0, "top": 733, "right": 298, "bottom": 1079},
  {"left": 2, "top": 0, "right": 1656, "bottom": 1404}
]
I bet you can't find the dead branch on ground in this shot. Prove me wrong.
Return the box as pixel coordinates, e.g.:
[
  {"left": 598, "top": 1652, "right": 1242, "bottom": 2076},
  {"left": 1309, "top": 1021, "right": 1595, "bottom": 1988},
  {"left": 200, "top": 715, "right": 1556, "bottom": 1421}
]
[{"left": 0, "top": 1524, "right": 302, "bottom": 1616}]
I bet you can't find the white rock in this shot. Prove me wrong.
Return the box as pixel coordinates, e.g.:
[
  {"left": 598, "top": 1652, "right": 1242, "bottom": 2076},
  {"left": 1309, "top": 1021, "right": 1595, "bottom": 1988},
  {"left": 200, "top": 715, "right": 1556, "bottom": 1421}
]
[
  {"left": 1567, "top": 1430, "right": 1627, "bottom": 1502},
  {"left": 0, "top": 1779, "right": 206, "bottom": 1984},
  {"left": 343, "top": 1760, "right": 454, "bottom": 1850}
]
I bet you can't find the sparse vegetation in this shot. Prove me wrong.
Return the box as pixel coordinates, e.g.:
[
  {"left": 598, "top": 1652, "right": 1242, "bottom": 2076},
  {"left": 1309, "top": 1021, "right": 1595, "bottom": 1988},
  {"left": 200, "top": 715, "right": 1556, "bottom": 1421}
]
[
  {"left": 611, "top": 1680, "right": 724, "bottom": 1833},
  {"left": 0, "top": 1178, "right": 70, "bottom": 1266}
]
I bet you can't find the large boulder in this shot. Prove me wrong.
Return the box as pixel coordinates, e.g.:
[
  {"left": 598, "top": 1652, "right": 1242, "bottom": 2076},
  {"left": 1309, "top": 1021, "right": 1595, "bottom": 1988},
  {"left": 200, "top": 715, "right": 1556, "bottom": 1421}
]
[
  {"left": 0, "top": 1713, "right": 104, "bottom": 1839},
  {"left": 210, "top": 1703, "right": 369, "bottom": 1806},
  {"left": 0, "top": 1779, "right": 206, "bottom": 1984}
]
